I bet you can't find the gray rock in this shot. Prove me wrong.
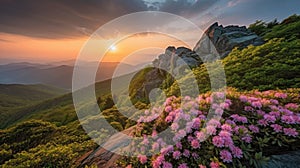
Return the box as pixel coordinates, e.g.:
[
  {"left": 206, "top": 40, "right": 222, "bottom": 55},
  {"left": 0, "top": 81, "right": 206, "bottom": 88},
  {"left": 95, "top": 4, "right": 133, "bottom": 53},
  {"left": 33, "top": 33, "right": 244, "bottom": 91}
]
[
  {"left": 194, "top": 22, "right": 264, "bottom": 58},
  {"left": 262, "top": 150, "right": 300, "bottom": 168}
]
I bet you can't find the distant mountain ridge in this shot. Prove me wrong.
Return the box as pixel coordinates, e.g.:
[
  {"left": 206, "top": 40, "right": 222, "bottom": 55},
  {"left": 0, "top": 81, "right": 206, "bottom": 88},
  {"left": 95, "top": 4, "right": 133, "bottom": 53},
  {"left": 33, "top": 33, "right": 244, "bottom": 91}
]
[{"left": 0, "top": 61, "right": 144, "bottom": 89}]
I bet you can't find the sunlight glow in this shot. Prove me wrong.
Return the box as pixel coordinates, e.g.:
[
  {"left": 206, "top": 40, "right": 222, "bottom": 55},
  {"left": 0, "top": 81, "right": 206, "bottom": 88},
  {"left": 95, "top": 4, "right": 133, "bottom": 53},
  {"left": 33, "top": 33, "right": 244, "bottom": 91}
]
[{"left": 109, "top": 45, "right": 117, "bottom": 52}]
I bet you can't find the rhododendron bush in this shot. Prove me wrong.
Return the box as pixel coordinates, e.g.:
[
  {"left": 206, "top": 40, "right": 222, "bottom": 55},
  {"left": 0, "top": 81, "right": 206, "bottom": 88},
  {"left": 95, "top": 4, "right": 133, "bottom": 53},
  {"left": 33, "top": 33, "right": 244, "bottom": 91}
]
[{"left": 117, "top": 88, "right": 300, "bottom": 168}]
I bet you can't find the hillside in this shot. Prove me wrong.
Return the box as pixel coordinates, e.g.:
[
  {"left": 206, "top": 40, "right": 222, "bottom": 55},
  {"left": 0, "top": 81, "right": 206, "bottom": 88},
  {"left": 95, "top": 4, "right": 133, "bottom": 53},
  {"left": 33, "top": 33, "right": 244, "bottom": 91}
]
[{"left": 0, "top": 84, "right": 67, "bottom": 128}]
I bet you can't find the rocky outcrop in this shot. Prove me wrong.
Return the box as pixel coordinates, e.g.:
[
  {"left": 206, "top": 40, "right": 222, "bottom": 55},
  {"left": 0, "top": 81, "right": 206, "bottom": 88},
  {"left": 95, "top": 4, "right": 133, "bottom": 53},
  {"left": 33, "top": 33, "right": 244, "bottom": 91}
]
[
  {"left": 194, "top": 22, "right": 264, "bottom": 58},
  {"left": 130, "top": 22, "right": 264, "bottom": 100}
]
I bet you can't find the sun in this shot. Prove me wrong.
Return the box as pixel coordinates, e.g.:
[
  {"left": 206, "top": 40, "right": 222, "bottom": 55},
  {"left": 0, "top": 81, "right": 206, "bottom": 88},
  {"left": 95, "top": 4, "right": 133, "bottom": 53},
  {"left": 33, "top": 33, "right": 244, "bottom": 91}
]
[{"left": 109, "top": 45, "right": 117, "bottom": 52}]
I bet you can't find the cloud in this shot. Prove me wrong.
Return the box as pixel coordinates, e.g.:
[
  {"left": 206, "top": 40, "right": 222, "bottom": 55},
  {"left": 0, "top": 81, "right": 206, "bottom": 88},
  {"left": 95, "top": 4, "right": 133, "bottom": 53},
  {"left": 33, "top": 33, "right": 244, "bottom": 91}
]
[
  {"left": 227, "top": 0, "right": 243, "bottom": 7},
  {"left": 0, "top": 0, "right": 218, "bottom": 39}
]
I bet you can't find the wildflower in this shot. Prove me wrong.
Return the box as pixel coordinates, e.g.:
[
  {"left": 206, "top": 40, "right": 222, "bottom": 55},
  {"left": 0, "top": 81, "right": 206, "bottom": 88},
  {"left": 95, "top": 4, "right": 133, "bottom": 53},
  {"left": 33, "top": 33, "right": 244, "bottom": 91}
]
[
  {"left": 199, "top": 164, "right": 206, "bottom": 168},
  {"left": 274, "top": 92, "right": 287, "bottom": 99},
  {"left": 242, "top": 134, "right": 252, "bottom": 143},
  {"left": 221, "top": 124, "right": 232, "bottom": 132},
  {"left": 176, "top": 142, "right": 182, "bottom": 149},
  {"left": 172, "top": 151, "right": 181, "bottom": 160},
  {"left": 258, "top": 119, "right": 268, "bottom": 126},
  {"left": 165, "top": 115, "right": 173, "bottom": 123},
  {"left": 171, "top": 123, "right": 179, "bottom": 131},
  {"left": 210, "top": 161, "right": 220, "bottom": 168},
  {"left": 256, "top": 110, "right": 266, "bottom": 116},
  {"left": 165, "top": 106, "right": 173, "bottom": 113},
  {"left": 138, "top": 154, "right": 147, "bottom": 164},
  {"left": 240, "top": 95, "right": 248, "bottom": 102},
  {"left": 192, "top": 152, "right": 199, "bottom": 159},
  {"left": 186, "top": 122, "right": 193, "bottom": 133},
  {"left": 212, "top": 136, "right": 224, "bottom": 147},
  {"left": 283, "top": 128, "right": 298, "bottom": 137},
  {"left": 285, "top": 103, "right": 299, "bottom": 110},
  {"left": 270, "top": 99, "right": 279, "bottom": 105},
  {"left": 251, "top": 101, "right": 262, "bottom": 109},
  {"left": 264, "top": 114, "right": 276, "bottom": 123},
  {"left": 183, "top": 149, "right": 190, "bottom": 157},
  {"left": 248, "top": 125, "right": 259, "bottom": 133},
  {"left": 215, "top": 108, "right": 223, "bottom": 115},
  {"left": 244, "top": 106, "right": 254, "bottom": 112},
  {"left": 230, "top": 146, "right": 243, "bottom": 158},
  {"left": 178, "top": 163, "right": 188, "bottom": 168},
  {"left": 270, "top": 124, "right": 282, "bottom": 133},
  {"left": 196, "top": 131, "right": 206, "bottom": 142},
  {"left": 220, "top": 150, "right": 232, "bottom": 163},
  {"left": 191, "top": 139, "right": 200, "bottom": 149},
  {"left": 192, "top": 118, "right": 201, "bottom": 129},
  {"left": 281, "top": 115, "right": 296, "bottom": 124},
  {"left": 162, "top": 162, "right": 173, "bottom": 168},
  {"left": 269, "top": 111, "right": 281, "bottom": 119},
  {"left": 206, "top": 125, "right": 217, "bottom": 135}
]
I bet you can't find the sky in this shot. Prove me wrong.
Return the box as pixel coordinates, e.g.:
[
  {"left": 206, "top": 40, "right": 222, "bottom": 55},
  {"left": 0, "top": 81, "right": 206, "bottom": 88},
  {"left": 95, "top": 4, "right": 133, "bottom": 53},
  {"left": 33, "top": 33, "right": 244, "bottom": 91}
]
[{"left": 0, "top": 0, "right": 299, "bottom": 65}]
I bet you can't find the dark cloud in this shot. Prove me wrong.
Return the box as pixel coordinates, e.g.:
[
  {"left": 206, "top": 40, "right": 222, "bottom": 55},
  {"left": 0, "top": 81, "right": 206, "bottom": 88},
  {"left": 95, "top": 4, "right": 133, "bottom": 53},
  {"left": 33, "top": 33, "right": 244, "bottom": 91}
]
[
  {"left": 159, "top": 0, "right": 218, "bottom": 17},
  {"left": 0, "top": 0, "right": 218, "bottom": 39}
]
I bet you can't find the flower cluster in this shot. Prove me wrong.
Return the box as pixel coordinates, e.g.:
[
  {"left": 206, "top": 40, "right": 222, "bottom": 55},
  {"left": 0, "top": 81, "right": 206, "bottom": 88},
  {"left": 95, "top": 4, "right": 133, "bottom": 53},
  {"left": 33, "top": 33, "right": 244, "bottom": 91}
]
[{"left": 119, "top": 89, "right": 300, "bottom": 168}]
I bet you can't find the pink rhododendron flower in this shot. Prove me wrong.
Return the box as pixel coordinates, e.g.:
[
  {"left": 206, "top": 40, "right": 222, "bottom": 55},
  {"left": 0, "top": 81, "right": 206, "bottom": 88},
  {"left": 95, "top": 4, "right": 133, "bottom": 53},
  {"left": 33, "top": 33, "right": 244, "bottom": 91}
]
[
  {"left": 285, "top": 103, "right": 299, "bottom": 110},
  {"left": 176, "top": 142, "right": 182, "bottom": 149},
  {"left": 270, "top": 99, "right": 279, "bottom": 105},
  {"left": 183, "top": 149, "right": 190, "bottom": 157},
  {"left": 274, "top": 92, "right": 287, "bottom": 99},
  {"left": 192, "top": 152, "right": 199, "bottom": 159},
  {"left": 212, "top": 136, "right": 224, "bottom": 147},
  {"left": 230, "top": 146, "right": 243, "bottom": 158},
  {"left": 251, "top": 101, "right": 262, "bottom": 109},
  {"left": 165, "top": 115, "right": 173, "bottom": 123},
  {"left": 196, "top": 131, "right": 206, "bottom": 142},
  {"left": 221, "top": 124, "right": 232, "bottom": 132},
  {"left": 240, "top": 95, "right": 248, "bottom": 102},
  {"left": 191, "top": 139, "right": 200, "bottom": 149},
  {"left": 242, "top": 134, "right": 252, "bottom": 143},
  {"left": 269, "top": 111, "right": 281, "bottom": 118},
  {"left": 199, "top": 164, "right": 206, "bottom": 168},
  {"left": 256, "top": 110, "right": 266, "bottom": 116},
  {"left": 163, "top": 161, "right": 173, "bottom": 168},
  {"left": 281, "top": 115, "right": 296, "bottom": 124},
  {"left": 138, "top": 154, "right": 147, "bottom": 164},
  {"left": 270, "top": 124, "right": 283, "bottom": 133},
  {"left": 248, "top": 125, "right": 259, "bottom": 133},
  {"left": 283, "top": 128, "right": 298, "bottom": 137},
  {"left": 210, "top": 161, "right": 220, "bottom": 168},
  {"left": 264, "top": 114, "right": 276, "bottom": 123},
  {"left": 171, "top": 123, "right": 179, "bottom": 131},
  {"left": 220, "top": 150, "right": 232, "bottom": 163},
  {"left": 178, "top": 163, "right": 188, "bottom": 168},
  {"left": 172, "top": 151, "right": 181, "bottom": 160},
  {"left": 215, "top": 108, "right": 224, "bottom": 115},
  {"left": 258, "top": 119, "right": 268, "bottom": 126},
  {"left": 206, "top": 125, "right": 217, "bottom": 135},
  {"left": 244, "top": 106, "right": 254, "bottom": 112},
  {"left": 192, "top": 118, "right": 201, "bottom": 129}
]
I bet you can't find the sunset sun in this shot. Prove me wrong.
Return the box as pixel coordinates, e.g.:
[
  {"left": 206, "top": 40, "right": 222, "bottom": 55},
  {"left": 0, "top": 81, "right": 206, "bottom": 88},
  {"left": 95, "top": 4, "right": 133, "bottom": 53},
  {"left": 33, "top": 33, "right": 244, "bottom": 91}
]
[{"left": 109, "top": 45, "right": 117, "bottom": 52}]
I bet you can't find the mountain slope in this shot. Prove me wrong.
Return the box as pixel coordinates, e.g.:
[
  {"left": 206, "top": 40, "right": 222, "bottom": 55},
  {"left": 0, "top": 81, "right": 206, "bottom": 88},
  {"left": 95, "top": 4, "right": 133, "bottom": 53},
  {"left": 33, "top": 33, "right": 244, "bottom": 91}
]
[{"left": 0, "top": 84, "right": 67, "bottom": 128}]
